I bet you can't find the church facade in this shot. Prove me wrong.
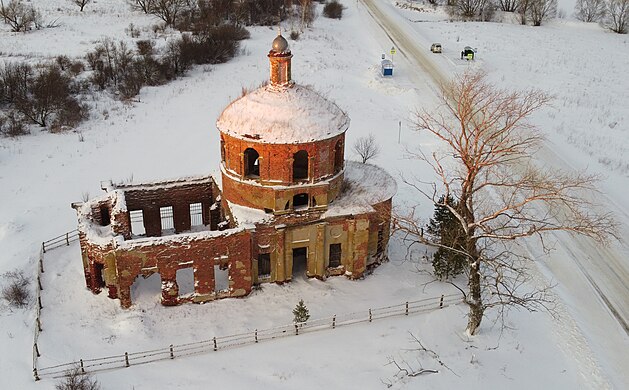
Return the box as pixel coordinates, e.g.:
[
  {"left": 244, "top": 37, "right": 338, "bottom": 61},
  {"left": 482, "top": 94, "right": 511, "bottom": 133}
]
[{"left": 73, "top": 34, "right": 396, "bottom": 308}]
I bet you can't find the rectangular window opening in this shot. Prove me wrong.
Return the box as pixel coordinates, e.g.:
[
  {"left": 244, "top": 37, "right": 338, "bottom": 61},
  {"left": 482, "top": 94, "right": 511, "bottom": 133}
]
[
  {"left": 329, "top": 243, "right": 342, "bottom": 268},
  {"left": 160, "top": 206, "right": 174, "bottom": 232},
  {"left": 129, "top": 210, "right": 145, "bottom": 236},
  {"left": 214, "top": 264, "right": 229, "bottom": 293},
  {"left": 189, "top": 203, "right": 203, "bottom": 227}
]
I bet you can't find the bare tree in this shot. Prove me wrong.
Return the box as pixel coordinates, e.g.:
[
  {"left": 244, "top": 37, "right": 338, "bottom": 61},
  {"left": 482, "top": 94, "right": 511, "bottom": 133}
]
[
  {"left": 448, "top": 0, "right": 488, "bottom": 19},
  {"left": 517, "top": 0, "right": 530, "bottom": 23},
  {"left": 353, "top": 133, "right": 380, "bottom": 164},
  {"left": 574, "top": 0, "right": 607, "bottom": 21},
  {"left": 129, "top": 0, "right": 155, "bottom": 14},
  {"left": 150, "top": 0, "right": 190, "bottom": 26},
  {"left": 529, "top": 0, "right": 557, "bottom": 25},
  {"left": 604, "top": 0, "right": 629, "bottom": 33},
  {"left": 498, "top": 0, "right": 519, "bottom": 12},
  {"left": 395, "top": 71, "right": 615, "bottom": 335},
  {"left": 70, "top": 0, "right": 92, "bottom": 12},
  {"left": 0, "top": 0, "right": 41, "bottom": 32}
]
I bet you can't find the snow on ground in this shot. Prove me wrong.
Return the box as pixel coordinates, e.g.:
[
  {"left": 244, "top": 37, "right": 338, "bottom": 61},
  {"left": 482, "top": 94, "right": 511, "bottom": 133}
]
[{"left": 0, "top": 0, "right": 627, "bottom": 389}]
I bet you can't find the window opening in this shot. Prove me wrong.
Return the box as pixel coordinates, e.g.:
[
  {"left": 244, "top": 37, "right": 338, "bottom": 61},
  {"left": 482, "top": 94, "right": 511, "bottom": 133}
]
[
  {"left": 129, "top": 210, "right": 145, "bottom": 236},
  {"left": 334, "top": 140, "right": 343, "bottom": 173},
  {"left": 160, "top": 206, "right": 174, "bottom": 232},
  {"left": 377, "top": 228, "right": 385, "bottom": 254},
  {"left": 214, "top": 265, "right": 229, "bottom": 292},
  {"left": 176, "top": 267, "right": 195, "bottom": 296},
  {"left": 293, "top": 193, "right": 308, "bottom": 209},
  {"left": 329, "top": 243, "right": 342, "bottom": 267},
  {"left": 220, "top": 138, "right": 226, "bottom": 162},
  {"left": 293, "top": 150, "right": 309, "bottom": 181},
  {"left": 189, "top": 203, "right": 203, "bottom": 227},
  {"left": 100, "top": 206, "right": 111, "bottom": 226},
  {"left": 258, "top": 253, "right": 271, "bottom": 278},
  {"left": 244, "top": 148, "right": 260, "bottom": 178},
  {"left": 285, "top": 201, "right": 290, "bottom": 210}
]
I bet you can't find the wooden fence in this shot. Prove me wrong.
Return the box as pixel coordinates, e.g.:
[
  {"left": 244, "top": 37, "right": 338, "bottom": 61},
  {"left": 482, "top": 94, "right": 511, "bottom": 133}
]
[
  {"left": 33, "top": 294, "right": 460, "bottom": 380},
  {"left": 41, "top": 230, "right": 79, "bottom": 253}
]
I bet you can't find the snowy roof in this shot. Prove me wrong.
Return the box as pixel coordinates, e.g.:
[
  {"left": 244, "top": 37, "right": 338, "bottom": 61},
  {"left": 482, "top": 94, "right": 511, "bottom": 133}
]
[
  {"left": 324, "top": 161, "right": 397, "bottom": 218},
  {"left": 217, "top": 84, "right": 350, "bottom": 144}
]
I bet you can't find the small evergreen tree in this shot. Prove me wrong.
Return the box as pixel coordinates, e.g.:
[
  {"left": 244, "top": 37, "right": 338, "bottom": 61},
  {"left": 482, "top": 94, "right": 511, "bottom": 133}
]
[
  {"left": 293, "top": 299, "right": 310, "bottom": 323},
  {"left": 426, "top": 195, "right": 467, "bottom": 280}
]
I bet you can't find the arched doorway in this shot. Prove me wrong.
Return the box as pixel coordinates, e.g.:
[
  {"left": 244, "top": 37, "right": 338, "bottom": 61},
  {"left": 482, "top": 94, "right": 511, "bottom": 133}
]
[{"left": 244, "top": 148, "right": 260, "bottom": 178}]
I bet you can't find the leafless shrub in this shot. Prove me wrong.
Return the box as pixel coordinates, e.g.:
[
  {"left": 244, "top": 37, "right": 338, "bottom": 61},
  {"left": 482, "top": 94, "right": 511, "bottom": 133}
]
[
  {"left": 150, "top": 0, "right": 190, "bottom": 27},
  {"left": 55, "top": 366, "right": 100, "bottom": 390},
  {"left": 290, "top": 30, "right": 300, "bottom": 40},
  {"left": 1, "top": 270, "right": 31, "bottom": 308},
  {"left": 353, "top": 133, "right": 381, "bottom": 163},
  {"left": 604, "top": 0, "right": 629, "bottom": 33},
  {"left": 574, "top": 0, "right": 606, "bottom": 21},
  {"left": 0, "top": 0, "right": 42, "bottom": 32},
  {"left": 129, "top": 0, "right": 154, "bottom": 14},
  {"left": 0, "top": 111, "right": 29, "bottom": 136},
  {"left": 323, "top": 0, "right": 344, "bottom": 19},
  {"left": 498, "top": 0, "right": 519, "bottom": 11},
  {"left": 70, "top": 0, "right": 92, "bottom": 12}
]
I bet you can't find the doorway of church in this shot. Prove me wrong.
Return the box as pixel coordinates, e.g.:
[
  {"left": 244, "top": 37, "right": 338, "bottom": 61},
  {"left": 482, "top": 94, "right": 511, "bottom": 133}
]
[{"left": 292, "top": 247, "right": 308, "bottom": 279}]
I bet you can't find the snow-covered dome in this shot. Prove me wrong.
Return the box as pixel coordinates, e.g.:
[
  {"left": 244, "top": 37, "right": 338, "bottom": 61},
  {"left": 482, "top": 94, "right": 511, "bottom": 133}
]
[
  {"left": 272, "top": 34, "right": 289, "bottom": 53},
  {"left": 217, "top": 84, "right": 350, "bottom": 144}
]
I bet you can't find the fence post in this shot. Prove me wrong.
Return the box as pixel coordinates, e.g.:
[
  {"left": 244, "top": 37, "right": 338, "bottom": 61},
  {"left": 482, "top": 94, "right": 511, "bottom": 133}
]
[
  {"left": 38, "top": 296, "right": 43, "bottom": 310},
  {"left": 369, "top": 309, "right": 372, "bottom": 323},
  {"left": 440, "top": 295, "right": 444, "bottom": 309},
  {"left": 295, "top": 324, "right": 299, "bottom": 335},
  {"left": 36, "top": 317, "right": 42, "bottom": 332},
  {"left": 332, "top": 315, "right": 336, "bottom": 329},
  {"left": 38, "top": 275, "right": 43, "bottom": 291},
  {"left": 80, "top": 359, "right": 85, "bottom": 373},
  {"left": 34, "top": 342, "right": 40, "bottom": 357},
  {"left": 33, "top": 367, "right": 40, "bottom": 381},
  {"left": 125, "top": 352, "right": 129, "bottom": 367},
  {"left": 66, "top": 233, "right": 70, "bottom": 246},
  {"left": 39, "top": 255, "right": 44, "bottom": 273},
  {"left": 170, "top": 344, "right": 174, "bottom": 359},
  {"left": 41, "top": 242, "right": 46, "bottom": 254},
  {"left": 255, "top": 329, "right": 258, "bottom": 343},
  {"left": 213, "top": 337, "right": 217, "bottom": 351},
  {"left": 405, "top": 301, "right": 409, "bottom": 315}
]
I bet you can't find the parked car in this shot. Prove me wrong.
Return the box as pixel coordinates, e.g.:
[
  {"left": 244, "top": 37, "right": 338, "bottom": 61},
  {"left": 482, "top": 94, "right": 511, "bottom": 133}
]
[
  {"left": 461, "top": 46, "right": 475, "bottom": 60},
  {"left": 430, "top": 43, "right": 442, "bottom": 53}
]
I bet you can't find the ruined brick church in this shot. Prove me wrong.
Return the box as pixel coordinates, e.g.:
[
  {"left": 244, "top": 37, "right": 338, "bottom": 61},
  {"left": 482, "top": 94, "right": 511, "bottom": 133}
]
[{"left": 73, "top": 34, "right": 396, "bottom": 308}]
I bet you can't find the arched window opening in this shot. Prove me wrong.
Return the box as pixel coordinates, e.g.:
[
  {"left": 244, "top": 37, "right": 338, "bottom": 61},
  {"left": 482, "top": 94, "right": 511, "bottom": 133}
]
[
  {"left": 334, "top": 140, "right": 343, "bottom": 173},
  {"left": 220, "top": 138, "right": 226, "bottom": 163},
  {"left": 293, "top": 150, "right": 308, "bottom": 181},
  {"left": 244, "top": 148, "right": 260, "bottom": 178},
  {"left": 293, "top": 193, "right": 308, "bottom": 209},
  {"left": 285, "top": 201, "right": 290, "bottom": 210}
]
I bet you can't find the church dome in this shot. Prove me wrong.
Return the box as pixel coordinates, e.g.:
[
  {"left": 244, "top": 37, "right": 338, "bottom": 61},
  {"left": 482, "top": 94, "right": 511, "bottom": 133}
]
[
  {"left": 272, "top": 34, "right": 289, "bottom": 53},
  {"left": 217, "top": 84, "right": 349, "bottom": 144}
]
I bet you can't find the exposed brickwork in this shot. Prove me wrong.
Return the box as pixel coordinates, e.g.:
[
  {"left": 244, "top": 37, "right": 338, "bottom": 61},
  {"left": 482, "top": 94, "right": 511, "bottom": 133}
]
[{"left": 74, "top": 36, "right": 394, "bottom": 309}]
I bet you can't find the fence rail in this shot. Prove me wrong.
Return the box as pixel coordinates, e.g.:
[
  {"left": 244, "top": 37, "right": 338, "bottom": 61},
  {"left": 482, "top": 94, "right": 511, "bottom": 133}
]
[
  {"left": 42, "top": 230, "right": 79, "bottom": 253},
  {"left": 34, "top": 293, "right": 461, "bottom": 380}
]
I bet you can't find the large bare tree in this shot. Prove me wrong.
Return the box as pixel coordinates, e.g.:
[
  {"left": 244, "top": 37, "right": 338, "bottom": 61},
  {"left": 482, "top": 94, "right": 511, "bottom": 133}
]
[
  {"left": 574, "top": 0, "right": 607, "bottom": 22},
  {"left": 605, "top": 0, "right": 629, "bottom": 33},
  {"left": 395, "top": 71, "right": 615, "bottom": 335}
]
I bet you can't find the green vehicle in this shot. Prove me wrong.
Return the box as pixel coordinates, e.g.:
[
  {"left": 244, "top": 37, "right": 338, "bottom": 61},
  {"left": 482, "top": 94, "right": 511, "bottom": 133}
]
[{"left": 460, "top": 46, "right": 475, "bottom": 60}]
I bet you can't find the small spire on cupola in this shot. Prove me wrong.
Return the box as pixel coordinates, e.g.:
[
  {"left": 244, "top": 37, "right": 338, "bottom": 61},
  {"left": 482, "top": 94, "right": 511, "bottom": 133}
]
[{"left": 268, "top": 32, "right": 294, "bottom": 88}]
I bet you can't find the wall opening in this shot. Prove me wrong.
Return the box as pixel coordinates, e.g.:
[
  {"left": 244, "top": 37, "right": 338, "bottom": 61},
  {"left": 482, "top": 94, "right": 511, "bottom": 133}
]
[
  {"left": 130, "top": 272, "right": 161, "bottom": 305},
  {"left": 292, "top": 247, "right": 308, "bottom": 277},
  {"left": 160, "top": 206, "right": 174, "bottom": 232},
  {"left": 311, "top": 196, "right": 317, "bottom": 207},
  {"left": 214, "top": 264, "right": 229, "bottom": 292},
  {"left": 220, "top": 138, "right": 226, "bottom": 162},
  {"left": 176, "top": 267, "right": 195, "bottom": 297},
  {"left": 94, "top": 263, "right": 106, "bottom": 287},
  {"left": 377, "top": 228, "right": 385, "bottom": 255},
  {"left": 189, "top": 202, "right": 203, "bottom": 227},
  {"left": 258, "top": 253, "right": 271, "bottom": 278},
  {"left": 100, "top": 206, "right": 111, "bottom": 226},
  {"left": 129, "top": 209, "right": 145, "bottom": 236},
  {"left": 244, "top": 148, "right": 260, "bottom": 178},
  {"left": 334, "top": 140, "right": 343, "bottom": 173},
  {"left": 329, "top": 243, "right": 342, "bottom": 267},
  {"left": 293, "top": 150, "right": 309, "bottom": 181},
  {"left": 293, "top": 193, "right": 308, "bottom": 209}
]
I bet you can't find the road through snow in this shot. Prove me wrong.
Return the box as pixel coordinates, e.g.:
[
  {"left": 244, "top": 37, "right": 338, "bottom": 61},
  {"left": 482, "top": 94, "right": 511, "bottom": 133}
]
[{"left": 359, "top": 0, "right": 629, "bottom": 386}]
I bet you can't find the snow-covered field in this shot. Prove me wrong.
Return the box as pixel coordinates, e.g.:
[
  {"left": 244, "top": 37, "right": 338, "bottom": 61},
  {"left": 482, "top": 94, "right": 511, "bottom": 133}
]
[{"left": 1, "top": 0, "right": 627, "bottom": 389}]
